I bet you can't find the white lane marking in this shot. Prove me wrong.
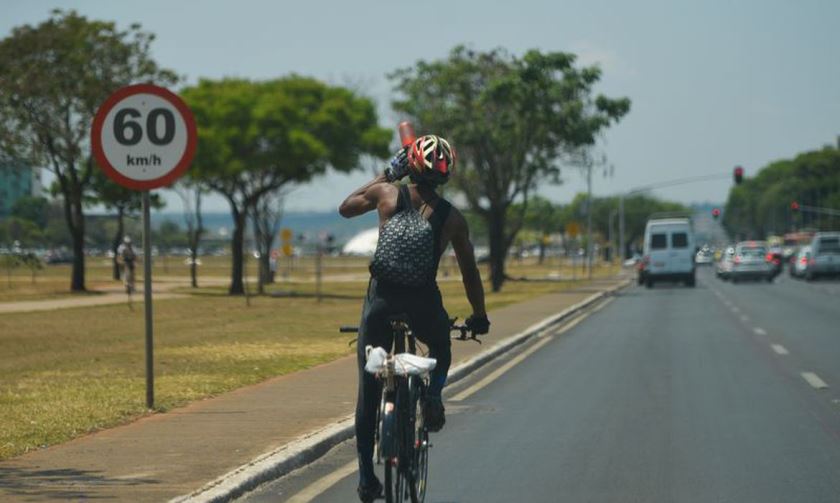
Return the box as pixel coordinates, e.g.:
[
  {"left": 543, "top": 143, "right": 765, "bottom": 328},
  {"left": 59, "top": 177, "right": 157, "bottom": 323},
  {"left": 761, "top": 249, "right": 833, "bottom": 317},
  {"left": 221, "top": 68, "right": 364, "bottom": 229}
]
[
  {"left": 753, "top": 327, "right": 767, "bottom": 336},
  {"left": 740, "top": 315, "right": 750, "bottom": 323},
  {"left": 731, "top": 306, "right": 740, "bottom": 314},
  {"left": 285, "top": 461, "right": 357, "bottom": 503},
  {"left": 801, "top": 372, "right": 829, "bottom": 390},
  {"left": 449, "top": 335, "right": 554, "bottom": 402},
  {"left": 771, "top": 344, "right": 789, "bottom": 355},
  {"left": 449, "top": 298, "right": 611, "bottom": 403}
]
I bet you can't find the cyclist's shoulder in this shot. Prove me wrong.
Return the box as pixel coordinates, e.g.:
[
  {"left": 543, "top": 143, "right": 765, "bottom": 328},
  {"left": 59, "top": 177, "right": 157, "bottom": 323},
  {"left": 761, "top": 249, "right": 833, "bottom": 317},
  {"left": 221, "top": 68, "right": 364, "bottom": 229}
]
[{"left": 442, "top": 203, "right": 467, "bottom": 232}]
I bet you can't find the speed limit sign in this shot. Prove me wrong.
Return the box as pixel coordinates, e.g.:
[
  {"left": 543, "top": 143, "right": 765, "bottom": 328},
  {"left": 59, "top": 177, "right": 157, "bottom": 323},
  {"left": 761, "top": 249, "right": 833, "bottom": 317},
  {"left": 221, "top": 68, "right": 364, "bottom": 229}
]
[
  {"left": 90, "top": 84, "right": 197, "bottom": 409},
  {"left": 92, "top": 84, "right": 196, "bottom": 190}
]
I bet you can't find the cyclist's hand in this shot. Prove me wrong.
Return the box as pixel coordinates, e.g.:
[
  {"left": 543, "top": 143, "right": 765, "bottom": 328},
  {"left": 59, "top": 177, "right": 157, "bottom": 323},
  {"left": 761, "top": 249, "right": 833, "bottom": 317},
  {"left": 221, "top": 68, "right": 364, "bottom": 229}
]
[
  {"left": 384, "top": 148, "right": 410, "bottom": 182},
  {"left": 465, "top": 314, "right": 490, "bottom": 336}
]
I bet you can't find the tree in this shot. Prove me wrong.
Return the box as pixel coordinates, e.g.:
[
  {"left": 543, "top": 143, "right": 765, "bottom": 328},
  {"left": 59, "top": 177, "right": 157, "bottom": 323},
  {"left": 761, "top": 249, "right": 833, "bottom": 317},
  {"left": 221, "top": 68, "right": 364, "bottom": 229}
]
[
  {"left": 251, "top": 191, "right": 287, "bottom": 294},
  {"left": 562, "top": 193, "right": 689, "bottom": 255},
  {"left": 0, "top": 10, "right": 177, "bottom": 291},
  {"left": 88, "top": 168, "right": 162, "bottom": 279},
  {"left": 723, "top": 147, "right": 840, "bottom": 238},
  {"left": 391, "top": 46, "right": 630, "bottom": 291},
  {"left": 515, "top": 195, "right": 566, "bottom": 263},
  {"left": 11, "top": 196, "right": 49, "bottom": 229},
  {"left": 175, "top": 180, "right": 206, "bottom": 288},
  {"left": 182, "top": 77, "right": 391, "bottom": 295},
  {"left": 154, "top": 220, "right": 186, "bottom": 273}
]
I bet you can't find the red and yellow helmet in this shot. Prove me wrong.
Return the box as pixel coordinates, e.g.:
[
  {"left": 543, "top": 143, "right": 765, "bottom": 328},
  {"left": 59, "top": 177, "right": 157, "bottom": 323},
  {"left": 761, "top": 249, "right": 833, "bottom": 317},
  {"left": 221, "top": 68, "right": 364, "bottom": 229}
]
[{"left": 407, "top": 135, "right": 456, "bottom": 186}]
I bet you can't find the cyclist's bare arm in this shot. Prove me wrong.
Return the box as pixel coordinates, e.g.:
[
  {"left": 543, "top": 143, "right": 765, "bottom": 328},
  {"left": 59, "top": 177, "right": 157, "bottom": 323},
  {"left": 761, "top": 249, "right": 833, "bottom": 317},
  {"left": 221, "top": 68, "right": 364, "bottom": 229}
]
[
  {"left": 449, "top": 209, "right": 487, "bottom": 316},
  {"left": 338, "top": 174, "right": 398, "bottom": 221}
]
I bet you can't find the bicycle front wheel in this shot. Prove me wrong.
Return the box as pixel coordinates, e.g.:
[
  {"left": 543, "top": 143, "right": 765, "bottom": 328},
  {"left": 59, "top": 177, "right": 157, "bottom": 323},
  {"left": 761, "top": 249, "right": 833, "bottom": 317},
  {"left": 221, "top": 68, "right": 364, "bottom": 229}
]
[
  {"left": 409, "top": 378, "right": 429, "bottom": 503},
  {"left": 385, "top": 456, "right": 410, "bottom": 502}
]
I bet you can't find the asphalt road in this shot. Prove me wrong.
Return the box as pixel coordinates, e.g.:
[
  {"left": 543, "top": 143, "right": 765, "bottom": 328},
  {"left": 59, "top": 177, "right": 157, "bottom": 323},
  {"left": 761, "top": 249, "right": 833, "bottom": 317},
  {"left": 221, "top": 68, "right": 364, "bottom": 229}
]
[{"left": 239, "top": 268, "right": 840, "bottom": 503}]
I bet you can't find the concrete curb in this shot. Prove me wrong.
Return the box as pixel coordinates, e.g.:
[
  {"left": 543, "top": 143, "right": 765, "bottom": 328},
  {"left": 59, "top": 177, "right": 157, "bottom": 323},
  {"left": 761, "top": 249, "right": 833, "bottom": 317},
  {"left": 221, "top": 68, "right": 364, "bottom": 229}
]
[{"left": 172, "top": 278, "right": 631, "bottom": 503}]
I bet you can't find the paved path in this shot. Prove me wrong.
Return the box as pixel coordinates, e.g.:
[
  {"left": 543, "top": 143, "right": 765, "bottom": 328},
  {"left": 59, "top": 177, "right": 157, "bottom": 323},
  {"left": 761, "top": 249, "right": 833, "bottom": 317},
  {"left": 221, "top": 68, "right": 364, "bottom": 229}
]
[{"left": 0, "top": 276, "right": 627, "bottom": 502}]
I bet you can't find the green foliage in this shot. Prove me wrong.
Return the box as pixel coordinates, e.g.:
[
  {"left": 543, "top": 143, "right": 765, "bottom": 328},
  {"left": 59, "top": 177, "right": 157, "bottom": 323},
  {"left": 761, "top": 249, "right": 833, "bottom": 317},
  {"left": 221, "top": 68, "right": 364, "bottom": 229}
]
[
  {"left": 183, "top": 76, "right": 390, "bottom": 189},
  {"left": 10, "top": 196, "right": 49, "bottom": 229},
  {"left": 181, "top": 76, "right": 391, "bottom": 294},
  {"left": 390, "top": 46, "right": 630, "bottom": 290},
  {"left": 0, "top": 10, "right": 177, "bottom": 291},
  {"left": 0, "top": 217, "right": 45, "bottom": 246},
  {"left": 154, "top": 220, "right": 187, "bottom": 250},
  {"left": 723, "top": 147, "right": 840, "bottom": 238}
]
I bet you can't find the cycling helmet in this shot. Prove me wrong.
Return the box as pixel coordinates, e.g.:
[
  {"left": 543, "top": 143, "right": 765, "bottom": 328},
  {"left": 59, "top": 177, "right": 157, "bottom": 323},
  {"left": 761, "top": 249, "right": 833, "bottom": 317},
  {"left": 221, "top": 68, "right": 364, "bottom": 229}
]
[{"left": 407, "top": 135, "right": 456, "bottom": 186}]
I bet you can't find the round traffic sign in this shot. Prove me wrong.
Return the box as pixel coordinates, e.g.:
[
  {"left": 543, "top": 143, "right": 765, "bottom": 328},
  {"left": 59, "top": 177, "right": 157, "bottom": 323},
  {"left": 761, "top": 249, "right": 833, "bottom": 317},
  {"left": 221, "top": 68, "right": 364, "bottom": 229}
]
[{"left": 92, "top": 84, "right": 197, "bottom": 190}]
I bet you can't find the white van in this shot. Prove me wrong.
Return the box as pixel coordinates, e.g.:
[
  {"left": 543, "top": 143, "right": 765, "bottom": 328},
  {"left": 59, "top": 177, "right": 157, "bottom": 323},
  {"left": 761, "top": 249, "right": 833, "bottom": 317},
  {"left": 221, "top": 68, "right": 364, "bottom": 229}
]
[{"left": 642, "top": 217, "right": 696, "bottom": 288}]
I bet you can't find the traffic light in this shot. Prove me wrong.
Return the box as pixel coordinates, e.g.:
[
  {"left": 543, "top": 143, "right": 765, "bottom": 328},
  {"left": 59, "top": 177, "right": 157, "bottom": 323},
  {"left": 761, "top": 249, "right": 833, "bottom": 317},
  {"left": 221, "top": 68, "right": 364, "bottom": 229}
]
[
  {"left": 791, "top": 200, "right": 800, "bottom": 212},
  {"left": 733, "top": 166, "right": 744, "bottom": 184},
  {"left": 712, "top": 208, "right": 721, "bottom": 220}
]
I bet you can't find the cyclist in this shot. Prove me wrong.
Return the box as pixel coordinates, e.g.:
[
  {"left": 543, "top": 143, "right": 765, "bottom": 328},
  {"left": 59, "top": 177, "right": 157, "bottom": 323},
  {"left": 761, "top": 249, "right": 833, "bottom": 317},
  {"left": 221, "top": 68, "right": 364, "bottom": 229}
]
[
  {"left": 117, "top": 235, "right": 137, "bottom": 294},
  {"left": 339, "top": 134, "right": 490, "bottom": 501}
]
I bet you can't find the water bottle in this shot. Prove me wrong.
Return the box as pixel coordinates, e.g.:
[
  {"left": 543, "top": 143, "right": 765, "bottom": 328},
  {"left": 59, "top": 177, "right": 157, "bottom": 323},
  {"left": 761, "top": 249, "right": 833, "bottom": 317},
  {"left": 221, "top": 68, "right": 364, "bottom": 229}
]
[{"left": 398, "top": 121, "right": 416, "bottom": 147}]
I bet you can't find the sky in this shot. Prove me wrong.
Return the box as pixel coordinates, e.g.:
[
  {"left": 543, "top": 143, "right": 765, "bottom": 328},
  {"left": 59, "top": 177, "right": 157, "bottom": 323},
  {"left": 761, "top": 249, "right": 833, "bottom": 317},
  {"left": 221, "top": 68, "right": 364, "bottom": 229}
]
[{"left": 3, "top": 0, "right": 840, "bottom": 213}]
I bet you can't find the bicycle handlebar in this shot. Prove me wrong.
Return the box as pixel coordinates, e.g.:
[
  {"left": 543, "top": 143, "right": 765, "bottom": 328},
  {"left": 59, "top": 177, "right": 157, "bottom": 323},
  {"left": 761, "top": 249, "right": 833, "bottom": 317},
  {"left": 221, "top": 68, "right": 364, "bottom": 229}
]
[{"left": 338, "top": 319, "right": 482, "bottom": 343}]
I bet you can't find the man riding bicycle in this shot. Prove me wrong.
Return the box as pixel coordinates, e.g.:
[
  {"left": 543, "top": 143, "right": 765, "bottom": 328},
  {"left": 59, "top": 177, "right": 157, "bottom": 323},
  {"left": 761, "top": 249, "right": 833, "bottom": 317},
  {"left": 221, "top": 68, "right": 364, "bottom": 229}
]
[
  {"left": 339, "top": 134, "right": 489, "bottom": 502},
  {"left": 117, "top": 235, "right": 137, "bottom": 294}
]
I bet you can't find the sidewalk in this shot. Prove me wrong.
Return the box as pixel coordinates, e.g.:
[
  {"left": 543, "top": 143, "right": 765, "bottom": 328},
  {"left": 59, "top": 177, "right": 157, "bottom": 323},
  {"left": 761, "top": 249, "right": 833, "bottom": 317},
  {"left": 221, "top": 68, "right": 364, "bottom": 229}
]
[{"left": 0, "top": 275, "right": 629, "bottom": 502}]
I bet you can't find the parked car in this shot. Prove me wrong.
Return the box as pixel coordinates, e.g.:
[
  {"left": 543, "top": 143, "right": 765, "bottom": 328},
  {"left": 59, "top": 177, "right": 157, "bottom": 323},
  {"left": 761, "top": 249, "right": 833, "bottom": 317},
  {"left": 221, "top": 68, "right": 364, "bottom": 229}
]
[
  {"left": 716, "top": 246, "right": 735, "bottom": 280},
  {"left": 695, "top": 248, "right": 714, "bottom": 265},
  {"left": 642, "top": 217, "right": 696, "bottom": 288},
  {"left": 730, "top": 241, "right": 774, "bottom": 283},
  {"left": 805, "top": 232, "right": 840, "bottom": 280},
  {"left": 789, "top": 245, "right": 811, "bottom": 279}
]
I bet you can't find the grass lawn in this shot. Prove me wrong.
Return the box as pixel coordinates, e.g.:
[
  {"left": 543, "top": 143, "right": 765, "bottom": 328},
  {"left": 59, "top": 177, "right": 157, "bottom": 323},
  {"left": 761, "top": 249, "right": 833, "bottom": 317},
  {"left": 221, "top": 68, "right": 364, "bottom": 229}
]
[{"left": 0, "top": 259, "right": 618, "bottom": 460}]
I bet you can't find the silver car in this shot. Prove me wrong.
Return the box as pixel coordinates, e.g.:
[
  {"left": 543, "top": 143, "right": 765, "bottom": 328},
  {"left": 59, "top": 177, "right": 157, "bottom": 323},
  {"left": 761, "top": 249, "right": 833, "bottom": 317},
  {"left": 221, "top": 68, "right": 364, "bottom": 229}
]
[
  {"left": 806, "top": 232, "right": 840, "bottom": 280},
  {"left": 790, "top": 246, "right": 811, "bottom": 279},
  {"left": 716, "top": 246, "right": 735, "bottom": 280},
  {"left": 730, "top": 241, "right": 774, "bottom": 283}
]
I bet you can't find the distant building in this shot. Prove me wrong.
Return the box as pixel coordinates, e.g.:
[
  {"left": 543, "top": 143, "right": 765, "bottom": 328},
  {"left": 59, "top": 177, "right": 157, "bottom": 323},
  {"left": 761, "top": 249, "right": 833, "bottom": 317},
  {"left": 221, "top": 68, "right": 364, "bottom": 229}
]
[{"left": 0, "top": 160, "right": 42, "bottom": 217}]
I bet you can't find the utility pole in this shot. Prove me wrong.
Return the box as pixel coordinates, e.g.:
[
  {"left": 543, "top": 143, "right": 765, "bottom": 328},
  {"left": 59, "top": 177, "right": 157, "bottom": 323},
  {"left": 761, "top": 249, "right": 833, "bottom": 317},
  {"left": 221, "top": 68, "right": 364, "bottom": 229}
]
[
  {"left": 619, "top": 194, "right": 625, "bottom": 262},
  {"left": 586, "top": 159, "right": 594, "bottom": 279}
]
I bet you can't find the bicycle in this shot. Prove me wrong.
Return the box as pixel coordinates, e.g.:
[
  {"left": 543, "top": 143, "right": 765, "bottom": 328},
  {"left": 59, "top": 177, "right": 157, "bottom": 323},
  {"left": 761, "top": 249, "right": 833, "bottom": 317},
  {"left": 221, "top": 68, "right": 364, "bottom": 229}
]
[{"left": 341, "top": 316, "right": 479, "bottom": 503}]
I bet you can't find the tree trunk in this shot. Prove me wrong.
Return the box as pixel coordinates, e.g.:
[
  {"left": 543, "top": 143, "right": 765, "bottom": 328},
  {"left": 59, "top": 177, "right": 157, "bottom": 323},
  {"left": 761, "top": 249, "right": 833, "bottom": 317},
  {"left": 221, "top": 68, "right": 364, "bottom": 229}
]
[
  {"left": 190, "top": 256, "right": 198, "bottom": 288},
  {"left": 65, "top": 191, "right": 86, "bottom": 292},
  {"left": 538, "top": 238, "right": 546, "bottom": 265},
  {"left": 251, "top": 212, "right": 265, "bottom": 295},
  {"left": 112, "top": 207, "right": 124, "bottom": 281},
  {"left": 229, "top": 209, "right": 246, "bottom": 295},
  {"left": 486, "top": 206, "right": 508, "bottom": 292}
]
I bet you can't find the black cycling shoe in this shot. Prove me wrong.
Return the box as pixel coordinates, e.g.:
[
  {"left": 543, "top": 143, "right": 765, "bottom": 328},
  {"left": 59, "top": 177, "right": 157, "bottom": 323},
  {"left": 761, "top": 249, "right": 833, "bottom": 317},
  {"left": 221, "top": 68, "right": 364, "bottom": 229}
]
[
  {"left": 357, "top": 477, "right": 383, "bottom": 502},
  {"left": 422, "top": 396, "right": 446, "bottom": 432}
]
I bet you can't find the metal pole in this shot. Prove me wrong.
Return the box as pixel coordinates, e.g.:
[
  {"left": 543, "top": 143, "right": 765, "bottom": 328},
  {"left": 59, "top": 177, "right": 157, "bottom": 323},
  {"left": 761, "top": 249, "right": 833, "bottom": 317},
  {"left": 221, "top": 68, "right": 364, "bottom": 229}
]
[
  {"left": 586, "top": 162, "right": 593, "bottom": 280},
  {"left": 608, "top": 209, "right": 617, "bottom": 263},
  {"left": 316, "top": 244, "right": 323, "bottom": 303},
  {"left": 142, "top": 191, "right": 154, "bottom": 410},
  {"left": 619, "top": 194, "right": 625, "bottom": 262}
]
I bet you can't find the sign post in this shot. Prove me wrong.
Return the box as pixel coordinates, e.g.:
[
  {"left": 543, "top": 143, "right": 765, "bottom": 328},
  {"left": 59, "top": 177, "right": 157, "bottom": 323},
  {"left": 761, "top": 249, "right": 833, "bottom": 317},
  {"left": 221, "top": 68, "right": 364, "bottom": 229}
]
[
  {"left": 142, "top": 191, "right": 153, "bottom": 407},
  {"left": 92, "top": 84, "right": 196, "bottom": 409}
]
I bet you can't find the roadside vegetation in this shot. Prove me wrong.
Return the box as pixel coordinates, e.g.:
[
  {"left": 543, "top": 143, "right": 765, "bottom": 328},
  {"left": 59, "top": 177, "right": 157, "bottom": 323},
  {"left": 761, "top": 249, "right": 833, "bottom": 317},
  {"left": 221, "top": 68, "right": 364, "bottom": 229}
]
[{"left": 0, "top": 258, "right": 618, "bottom": 460}]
